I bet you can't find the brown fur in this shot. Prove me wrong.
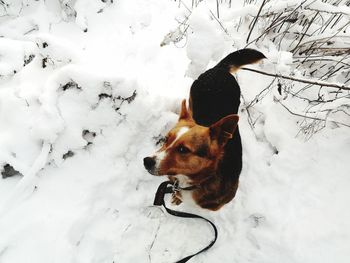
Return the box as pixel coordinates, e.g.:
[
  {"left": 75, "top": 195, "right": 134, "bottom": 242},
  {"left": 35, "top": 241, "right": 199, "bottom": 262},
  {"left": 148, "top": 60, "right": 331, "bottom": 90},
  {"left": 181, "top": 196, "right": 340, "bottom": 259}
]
[
  {"left": 144, "top": 49, "right": 266, "bottom": 211},
  {"left": 154, "top": 100, "right": 239, "bottom": 210}
]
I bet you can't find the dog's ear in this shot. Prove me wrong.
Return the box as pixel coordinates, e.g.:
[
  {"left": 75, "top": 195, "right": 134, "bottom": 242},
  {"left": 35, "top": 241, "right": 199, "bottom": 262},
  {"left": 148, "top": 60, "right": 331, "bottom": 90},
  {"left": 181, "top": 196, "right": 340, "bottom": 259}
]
[
  {"left": 179, "top": 99, "right": 193, "bottom": 121},
  {"left": 210, "top": 114, "right": 239, "bottom": 145}
]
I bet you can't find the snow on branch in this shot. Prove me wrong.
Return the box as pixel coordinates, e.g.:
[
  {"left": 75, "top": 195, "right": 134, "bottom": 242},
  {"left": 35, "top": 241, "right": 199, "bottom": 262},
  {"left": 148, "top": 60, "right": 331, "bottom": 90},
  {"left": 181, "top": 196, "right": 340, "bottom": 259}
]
[
  {"left": 241, "top": 67, "right": 350, "bottom": 91},
  {"left": 305, "top": 1, "right": 350, "bottom": 16}
]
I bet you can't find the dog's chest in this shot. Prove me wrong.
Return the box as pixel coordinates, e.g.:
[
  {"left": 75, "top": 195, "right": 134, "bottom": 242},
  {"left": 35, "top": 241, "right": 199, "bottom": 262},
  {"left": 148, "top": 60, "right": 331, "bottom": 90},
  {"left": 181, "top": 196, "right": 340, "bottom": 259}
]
[{"left": 173, "top": 175, "right": 196, "bottom": 205}]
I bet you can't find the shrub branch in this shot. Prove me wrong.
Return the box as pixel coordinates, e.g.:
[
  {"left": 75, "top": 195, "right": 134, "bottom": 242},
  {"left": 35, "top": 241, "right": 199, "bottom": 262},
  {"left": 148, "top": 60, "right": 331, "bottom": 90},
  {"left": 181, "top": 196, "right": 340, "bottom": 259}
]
[{"left": 241, "top": 67, "right": 350, "bottom": 91}]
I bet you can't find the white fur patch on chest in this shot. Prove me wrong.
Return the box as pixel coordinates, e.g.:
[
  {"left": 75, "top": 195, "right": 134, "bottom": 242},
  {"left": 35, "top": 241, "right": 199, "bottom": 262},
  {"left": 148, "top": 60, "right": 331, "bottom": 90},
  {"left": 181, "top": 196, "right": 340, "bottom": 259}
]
[
  {"left": 174, "top": 174, "right": 197, "bottom": 205},
  {"left": 174, "top": 174, "right": 192, "bottom": 188}
]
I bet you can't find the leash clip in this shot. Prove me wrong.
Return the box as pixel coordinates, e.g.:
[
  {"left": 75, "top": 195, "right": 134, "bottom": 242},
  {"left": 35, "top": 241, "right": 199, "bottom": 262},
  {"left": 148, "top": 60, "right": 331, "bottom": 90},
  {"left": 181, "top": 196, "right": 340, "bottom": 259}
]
[{"left": 172, "top": 179, "right": 180, "bottom": 192}]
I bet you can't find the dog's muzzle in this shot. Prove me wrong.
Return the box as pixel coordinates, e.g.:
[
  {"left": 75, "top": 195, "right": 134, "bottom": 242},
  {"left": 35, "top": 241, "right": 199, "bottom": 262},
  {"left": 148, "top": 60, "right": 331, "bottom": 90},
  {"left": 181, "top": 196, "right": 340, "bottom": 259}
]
[{"left": 143, "top": 156, "right": 158, "bottom": 175}]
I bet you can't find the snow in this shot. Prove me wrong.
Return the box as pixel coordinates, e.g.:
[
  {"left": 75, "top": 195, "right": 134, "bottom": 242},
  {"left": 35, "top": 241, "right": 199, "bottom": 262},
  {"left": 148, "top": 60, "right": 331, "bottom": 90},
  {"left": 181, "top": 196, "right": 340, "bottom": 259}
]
[
  {"left": 186, "top": 3, "right": 228, "bottom": 78},
  {"left": 0, "top": 0, "right": 350, "bottom": 263},
  {"left": 306, "top": 0, "right": 350, "bottom": 15}
]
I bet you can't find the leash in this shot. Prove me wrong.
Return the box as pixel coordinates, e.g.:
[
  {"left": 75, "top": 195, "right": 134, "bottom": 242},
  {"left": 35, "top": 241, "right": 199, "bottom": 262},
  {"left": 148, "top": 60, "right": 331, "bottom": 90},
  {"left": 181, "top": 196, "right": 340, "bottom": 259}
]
[{"left": 153, "top": 180, "right": 218, "bottom": 263}]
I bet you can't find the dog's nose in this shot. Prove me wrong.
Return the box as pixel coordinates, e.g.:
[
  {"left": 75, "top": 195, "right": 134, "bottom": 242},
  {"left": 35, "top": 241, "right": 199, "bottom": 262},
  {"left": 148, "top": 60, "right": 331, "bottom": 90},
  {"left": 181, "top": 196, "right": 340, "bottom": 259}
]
[{"left": 143, "top": 157, "right": 156, "bottom": 170}]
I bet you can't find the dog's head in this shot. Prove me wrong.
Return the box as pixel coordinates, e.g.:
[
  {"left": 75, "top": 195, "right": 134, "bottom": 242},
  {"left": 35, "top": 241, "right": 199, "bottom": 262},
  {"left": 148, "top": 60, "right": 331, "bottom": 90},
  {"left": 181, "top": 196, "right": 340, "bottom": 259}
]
[{"left": 143, "top": 99, "right": 239, "bottom": 183}]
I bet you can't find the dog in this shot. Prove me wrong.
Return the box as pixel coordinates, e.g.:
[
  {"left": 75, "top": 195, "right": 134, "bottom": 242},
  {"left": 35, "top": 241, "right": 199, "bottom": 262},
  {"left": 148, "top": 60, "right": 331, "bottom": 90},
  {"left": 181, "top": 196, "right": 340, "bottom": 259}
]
[{"left": 144, "top": 49, "right": 266, "bottom": 211}]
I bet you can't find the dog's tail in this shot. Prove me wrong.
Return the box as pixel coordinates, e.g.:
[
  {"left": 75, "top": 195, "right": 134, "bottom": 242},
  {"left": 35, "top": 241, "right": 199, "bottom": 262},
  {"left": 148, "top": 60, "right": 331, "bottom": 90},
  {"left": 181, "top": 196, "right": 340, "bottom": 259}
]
[{"left": 216, "top": 48, "right": 266, "bottom": 73}]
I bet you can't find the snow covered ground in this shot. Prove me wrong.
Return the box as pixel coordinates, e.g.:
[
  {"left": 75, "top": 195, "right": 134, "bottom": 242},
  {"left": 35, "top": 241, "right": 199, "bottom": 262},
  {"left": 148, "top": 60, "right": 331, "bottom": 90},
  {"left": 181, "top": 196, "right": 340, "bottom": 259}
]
[{"left": 0, "top": 0, "right": 349, "bottom": 262}]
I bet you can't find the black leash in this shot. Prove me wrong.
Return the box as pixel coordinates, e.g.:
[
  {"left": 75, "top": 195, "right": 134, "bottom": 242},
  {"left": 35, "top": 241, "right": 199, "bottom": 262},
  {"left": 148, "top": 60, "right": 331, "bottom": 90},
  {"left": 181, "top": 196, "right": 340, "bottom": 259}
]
[{"left": 153, "top": 181, "right": 218, "bottom": 263}]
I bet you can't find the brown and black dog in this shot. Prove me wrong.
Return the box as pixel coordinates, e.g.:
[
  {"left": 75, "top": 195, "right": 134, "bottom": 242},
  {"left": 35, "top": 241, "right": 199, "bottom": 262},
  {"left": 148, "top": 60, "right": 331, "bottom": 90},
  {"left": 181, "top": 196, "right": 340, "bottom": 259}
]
[{"left": 144, "top": 49, "right": 266, "bottom": 211}]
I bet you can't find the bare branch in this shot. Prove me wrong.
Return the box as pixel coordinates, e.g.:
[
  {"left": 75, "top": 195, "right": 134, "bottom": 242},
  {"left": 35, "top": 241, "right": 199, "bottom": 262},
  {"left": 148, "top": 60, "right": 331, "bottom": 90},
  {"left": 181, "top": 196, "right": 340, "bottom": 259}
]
[
  {"left": 278, "top": 100, "right": 350, "bottom": 128},
  {"left": 241, "top": 67, "right": 350, "bottom": 90},
  {"left": 246, "top": 0, "right": 268, "bottom": 43}
]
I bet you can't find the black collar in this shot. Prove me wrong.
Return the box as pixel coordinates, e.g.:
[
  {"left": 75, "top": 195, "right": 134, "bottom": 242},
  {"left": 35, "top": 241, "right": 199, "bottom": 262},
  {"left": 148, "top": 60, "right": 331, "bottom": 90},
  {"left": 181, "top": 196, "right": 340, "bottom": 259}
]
[{"left": 172, "top": 179, "right": 199, "bottom": 192}]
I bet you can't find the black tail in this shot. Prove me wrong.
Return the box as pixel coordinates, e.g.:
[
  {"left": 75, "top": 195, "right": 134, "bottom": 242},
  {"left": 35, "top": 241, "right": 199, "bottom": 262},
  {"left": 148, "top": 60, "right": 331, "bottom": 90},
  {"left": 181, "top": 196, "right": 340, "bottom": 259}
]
[{"left": 216, "top": 48, "right": 266, "bottom": 72}]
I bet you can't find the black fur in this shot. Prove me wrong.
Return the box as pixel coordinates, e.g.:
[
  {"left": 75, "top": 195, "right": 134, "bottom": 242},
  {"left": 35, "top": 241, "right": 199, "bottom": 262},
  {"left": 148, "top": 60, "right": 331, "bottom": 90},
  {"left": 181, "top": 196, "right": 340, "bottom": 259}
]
[
  {"left": 190, "top": 48, "right": 265, "bottom": 184},
  {"left": 216, "top": 48, "right": 266, "bottom": 70}
]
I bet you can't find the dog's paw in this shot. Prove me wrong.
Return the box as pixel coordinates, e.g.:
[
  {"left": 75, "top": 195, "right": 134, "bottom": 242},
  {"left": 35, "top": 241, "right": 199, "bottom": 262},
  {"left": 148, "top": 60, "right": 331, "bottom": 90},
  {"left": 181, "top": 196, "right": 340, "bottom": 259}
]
[{"left": 171, "top": 193, "right": 182, "bottom": 205}]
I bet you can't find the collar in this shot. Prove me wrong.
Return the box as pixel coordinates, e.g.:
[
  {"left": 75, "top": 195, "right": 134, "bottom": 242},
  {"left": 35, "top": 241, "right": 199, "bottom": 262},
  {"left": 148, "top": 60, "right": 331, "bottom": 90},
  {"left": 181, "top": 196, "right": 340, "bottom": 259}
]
[{"left": 173, "top": 179, "right": 199, "bottom": 192}]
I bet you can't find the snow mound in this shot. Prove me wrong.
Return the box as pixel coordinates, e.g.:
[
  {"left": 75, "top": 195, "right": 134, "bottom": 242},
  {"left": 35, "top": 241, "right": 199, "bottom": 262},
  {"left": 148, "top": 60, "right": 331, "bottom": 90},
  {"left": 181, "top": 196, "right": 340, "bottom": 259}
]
[{"left": 0, "top": 1, "right": 349, "bottom": 263}]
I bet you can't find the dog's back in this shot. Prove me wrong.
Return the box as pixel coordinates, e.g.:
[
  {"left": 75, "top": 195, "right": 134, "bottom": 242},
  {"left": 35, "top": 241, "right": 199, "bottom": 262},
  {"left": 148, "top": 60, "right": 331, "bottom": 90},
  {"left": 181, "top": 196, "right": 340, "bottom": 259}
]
[
  {"left": 190, "top": 48, "right": 266, "bottom": 126},
  {"left": 189, "top": 49, "right": 265, "bottom": 191}
]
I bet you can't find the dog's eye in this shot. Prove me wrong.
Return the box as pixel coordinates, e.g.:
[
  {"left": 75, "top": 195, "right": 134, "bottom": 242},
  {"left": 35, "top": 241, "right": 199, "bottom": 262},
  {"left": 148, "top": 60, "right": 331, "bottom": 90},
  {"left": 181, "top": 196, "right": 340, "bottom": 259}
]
[
  {"left": 177, "top": 145, "right": 190, "bottom": 154},
  {"left": 197, "top": 149, "right": 207, "bottom": 157}
]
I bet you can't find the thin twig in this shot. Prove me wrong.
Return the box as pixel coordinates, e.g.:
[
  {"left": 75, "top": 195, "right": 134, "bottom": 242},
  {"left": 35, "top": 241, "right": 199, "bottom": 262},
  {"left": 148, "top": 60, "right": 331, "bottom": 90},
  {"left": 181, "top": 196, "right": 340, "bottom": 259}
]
[
  {"left": 246, "top": 0, "right": 267, "bottom": 43},
  {"left": 245, "top": 0, "right": 307, "bottom": 47},
  {"left": 278, "top": 100, "right": 350, "bottom": 127},
  {"left": 305, "top": 6, "right": 350, "bottom": 16},
  {"left": 208, "top": 9, "right": 230, "bottom": 36},
  {"left": 241, "top": 67, "right": 350, "bottom": 90},
  {"left": 292, "top": 11, "right": 319, "bottom": 53},
  {"left": 293, "top": 58, "right": 350, "bottom": 68},
  {"left": 148, "top": 218, "right": 162, "bottom": 263},
  {"left": 216, "top": 0, "right": 220, "bottom": 18},
  {"left": 245, "top": 78, "right": 277, "bottom": 108}
]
